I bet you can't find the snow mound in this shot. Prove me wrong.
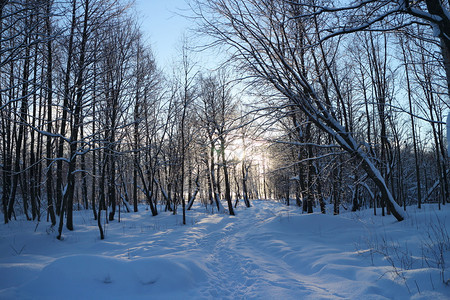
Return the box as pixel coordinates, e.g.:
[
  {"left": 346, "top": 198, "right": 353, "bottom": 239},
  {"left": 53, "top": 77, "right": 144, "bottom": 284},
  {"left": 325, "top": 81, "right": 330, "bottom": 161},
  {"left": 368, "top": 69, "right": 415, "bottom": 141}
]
[{"left": 2, "top": 255, "right": 205, "bottom": 300}]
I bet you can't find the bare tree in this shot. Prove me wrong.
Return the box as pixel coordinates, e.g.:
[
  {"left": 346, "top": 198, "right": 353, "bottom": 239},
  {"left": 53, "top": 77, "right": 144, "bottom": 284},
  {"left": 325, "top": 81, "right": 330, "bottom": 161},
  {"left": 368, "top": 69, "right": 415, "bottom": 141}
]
[
  {"left": 194, "top": 0, "right": 405, "bottom": 221},
  {"left": 197, "top": 71, "right": 237, "bottom": 215},
  {"left": 290, "top": 0, "right": 450, "bottom": 96},
  {"left": 1, "top": 0, "right": 48, "bottom": 222}
]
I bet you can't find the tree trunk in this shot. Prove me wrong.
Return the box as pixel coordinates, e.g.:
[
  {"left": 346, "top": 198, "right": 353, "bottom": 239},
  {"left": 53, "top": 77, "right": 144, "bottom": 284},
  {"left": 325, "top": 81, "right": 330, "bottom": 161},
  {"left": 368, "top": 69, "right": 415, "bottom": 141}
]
[
  {"left": 29, "top": 38, "right": 40, "bottom": 221},
  {"left": 7, "top": 21, "right": 31, "bottom": 220},
  {"left": 187, "top": 170, "right": 200, "bottom": 210},
  {"left": 242, "top": 162, "right": 250, "bottom": 207},
  {"left": 56, "top": 0, "right": 77, "bottom": 216},
  {"left": 401, "top": 39, "right": 422, "bottom": 208},
  {"left": 91, "top": 88, "right": 97, "bottom": 220},
  {"left": 424, "top": 0, "right": 450, "bottom": 95},
  {"left": 209, "top": 138, "right": 223, "bottom": 212},
  {"left": 219, "top": 136, "right": 234, "bottom": 215},
  {"left": 80, "top": 124, "right": 88, "bottom": 209}
]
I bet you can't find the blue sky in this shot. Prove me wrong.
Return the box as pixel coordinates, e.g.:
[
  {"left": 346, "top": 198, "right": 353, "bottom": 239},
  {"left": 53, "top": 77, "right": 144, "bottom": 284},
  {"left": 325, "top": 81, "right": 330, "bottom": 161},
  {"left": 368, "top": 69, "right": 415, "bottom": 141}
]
[{"left": 135, "top": 0, "right": 192, "bottom": 66}]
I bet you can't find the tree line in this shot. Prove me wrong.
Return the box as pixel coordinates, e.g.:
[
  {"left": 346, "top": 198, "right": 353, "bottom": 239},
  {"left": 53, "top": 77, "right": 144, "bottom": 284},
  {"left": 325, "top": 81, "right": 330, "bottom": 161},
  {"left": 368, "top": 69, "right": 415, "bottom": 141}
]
[
  {"left": 192, "top": 0, "right": 450, "bottom": 221},
  {"left": 0, "top": 0, "right": 263, "bottom": 239},
  {"left": 0, "top": 0, "right": 449, "bottom": 239}
]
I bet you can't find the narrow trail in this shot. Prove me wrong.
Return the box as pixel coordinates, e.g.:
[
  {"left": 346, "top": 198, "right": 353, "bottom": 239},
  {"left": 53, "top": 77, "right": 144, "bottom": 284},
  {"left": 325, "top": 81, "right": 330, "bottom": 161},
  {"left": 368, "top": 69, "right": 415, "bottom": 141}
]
[{"left": 191, "top": 203, "right": 345, "bottom": 299}]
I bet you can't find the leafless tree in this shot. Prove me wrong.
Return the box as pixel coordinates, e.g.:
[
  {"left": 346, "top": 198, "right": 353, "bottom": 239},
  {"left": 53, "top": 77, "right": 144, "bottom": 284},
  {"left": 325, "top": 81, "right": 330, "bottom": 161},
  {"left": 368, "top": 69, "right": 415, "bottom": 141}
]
[{"left": 193, "top": 0, "right": 405, "bottom": 221}]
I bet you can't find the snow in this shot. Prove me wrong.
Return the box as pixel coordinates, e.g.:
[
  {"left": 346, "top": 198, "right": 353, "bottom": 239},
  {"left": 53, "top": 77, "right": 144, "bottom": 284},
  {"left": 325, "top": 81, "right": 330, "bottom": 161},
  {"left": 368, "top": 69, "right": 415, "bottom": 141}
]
[{"left": 1, "top": 200, "right": 449, "bottom": 299}]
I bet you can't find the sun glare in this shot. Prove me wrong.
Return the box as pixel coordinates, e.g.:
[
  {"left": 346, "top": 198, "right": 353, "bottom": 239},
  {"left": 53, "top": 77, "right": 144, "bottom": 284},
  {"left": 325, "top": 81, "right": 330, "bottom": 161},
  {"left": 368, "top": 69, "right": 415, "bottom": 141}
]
[{"left": 228, "top": 139, "right": 268, "bottom": 170}]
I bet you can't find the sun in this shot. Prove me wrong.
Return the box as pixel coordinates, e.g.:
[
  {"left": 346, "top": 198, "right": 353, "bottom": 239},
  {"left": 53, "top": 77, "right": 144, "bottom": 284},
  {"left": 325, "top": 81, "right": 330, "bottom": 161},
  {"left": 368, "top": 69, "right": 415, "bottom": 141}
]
[{"left": 227, "top": 138, "right": 268, "bottom": 169}]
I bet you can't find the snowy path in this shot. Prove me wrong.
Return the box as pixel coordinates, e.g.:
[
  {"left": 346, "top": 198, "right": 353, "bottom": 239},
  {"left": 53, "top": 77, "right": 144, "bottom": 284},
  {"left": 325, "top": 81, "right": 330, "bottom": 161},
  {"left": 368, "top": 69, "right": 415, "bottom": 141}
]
[
  {"left": 193, "top": 209, "right": 306, "bottom": 298},
  {"left": 190, "top": 204, "right": 361, "bottom": 299},
  {"left": 1, "top": 200, "right": 449, "bottom": 299}
]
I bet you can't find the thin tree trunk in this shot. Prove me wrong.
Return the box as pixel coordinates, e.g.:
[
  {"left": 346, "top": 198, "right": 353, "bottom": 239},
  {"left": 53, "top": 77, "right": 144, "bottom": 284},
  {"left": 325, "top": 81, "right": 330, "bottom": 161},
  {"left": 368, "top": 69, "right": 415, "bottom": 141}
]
[
  {"left": 219, "top": 136, "right": 234, "bottom": 215},
  {"left": 80, "top": 124, "right": 88, "bottom": 209},
  {"left": 242, "top": 162, "right": 250, "bottom": 207},
  {"left": 209, "top": 138, "right": 222, "bottom": 212},
  {"left": 58, "top": 0, "right": 90, "bottom": 235},
  {"left": 187, "top": 173, "right": 200, "bottom": 210},
  {"left": 425, "top": 0, "right": 450, "bottom": 95},
  {"left": 8, "top": 18, "right": 31, "bottom": 220},
  {"left": 91, "top": 46, "right": 97, "bottom": 220},
  {"left": 44, "top": 0, "right": 56, "bottom": 225},
  {"left": 56, "top": 0, "right": 77, "bottom": 216},
  {"left": 401, "top": 39, "right": 422, "bottom": 209}
]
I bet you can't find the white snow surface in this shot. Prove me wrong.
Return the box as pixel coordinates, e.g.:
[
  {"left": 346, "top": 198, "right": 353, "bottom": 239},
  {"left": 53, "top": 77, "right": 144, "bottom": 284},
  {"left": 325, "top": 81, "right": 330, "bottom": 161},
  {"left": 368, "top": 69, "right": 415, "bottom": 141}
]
[{"left": 1, "top": 200, "right": 449, "bottom": 299}]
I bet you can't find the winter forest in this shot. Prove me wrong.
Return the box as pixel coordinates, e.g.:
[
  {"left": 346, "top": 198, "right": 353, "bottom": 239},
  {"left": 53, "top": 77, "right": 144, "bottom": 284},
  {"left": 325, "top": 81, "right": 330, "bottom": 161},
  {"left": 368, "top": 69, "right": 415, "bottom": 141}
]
[{"left": 1, "top": 0, "right": 450, "bottom": 299}]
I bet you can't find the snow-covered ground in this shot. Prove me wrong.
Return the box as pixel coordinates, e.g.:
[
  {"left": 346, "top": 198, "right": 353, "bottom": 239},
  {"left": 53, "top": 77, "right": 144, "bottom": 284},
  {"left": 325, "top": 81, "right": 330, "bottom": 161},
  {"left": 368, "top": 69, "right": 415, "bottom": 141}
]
[{"left": 0, "top": 200, "right": 449, "bottom": 299}]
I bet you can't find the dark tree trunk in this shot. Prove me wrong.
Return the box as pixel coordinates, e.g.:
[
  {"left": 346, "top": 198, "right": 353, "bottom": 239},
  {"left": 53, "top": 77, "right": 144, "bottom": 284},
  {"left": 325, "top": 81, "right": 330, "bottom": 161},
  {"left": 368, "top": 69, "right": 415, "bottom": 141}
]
[
  {"left": 29, "top": 41, "right": 39, "bottom": 220},
  {"left": 8, "top": 19, "right": 32, "bottom": 220},
  {"left": 401, "top": 40, "right": 422, "bottom": 209},
  {"left": 187, "top": 170, "right": 200, "bottom": 210},
  {"left": 80, "top": 124, "right": 88, "bottom": 209},
  {"left": 242, "top": 162, "right": 250, "bottom": 208},
  {"left": 58, "top": 0, "right": 90, "bottom": 235},
  {"left": 424, "top": 0, "right": 450, "bottom": 95},
  {"left": 220, "top": 136, "right": 234, "bottom": 215},
  {"left": 209, "top": 138, "right": 222, "bottom": 212},
  {"left": 56, "top": 0, "right": 77, "bottom": 216},
  {"left": 91, "top": 48, "right": 98, "bottom": 220}
]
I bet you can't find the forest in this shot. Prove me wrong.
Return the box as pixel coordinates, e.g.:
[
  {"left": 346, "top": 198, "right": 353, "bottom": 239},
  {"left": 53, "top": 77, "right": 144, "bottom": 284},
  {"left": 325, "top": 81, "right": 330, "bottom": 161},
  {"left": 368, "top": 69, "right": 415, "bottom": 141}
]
[
  {"left": 0, "top": 0, "right": 449, "bottom": 239},
  {"left": 1, "top": 0, "right": 450, "bottom": 298}
]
